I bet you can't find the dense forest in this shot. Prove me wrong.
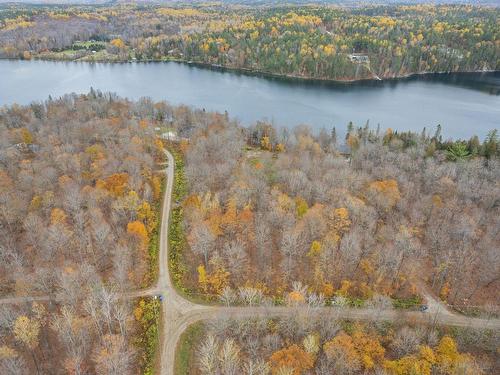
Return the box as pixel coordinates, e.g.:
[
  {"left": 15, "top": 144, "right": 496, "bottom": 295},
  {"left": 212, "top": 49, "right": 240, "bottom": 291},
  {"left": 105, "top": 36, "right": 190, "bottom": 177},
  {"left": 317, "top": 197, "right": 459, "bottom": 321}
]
[
  {"left": 0, "top": 93, "right": 498, "bottom": 374},
  {"left": 0, "top": 93, "right": 168, "bottom": 374},
  {"left": 0, "top": 3, "right": 498, "bottom": 80},
  {"left": 188, "top": 316, "right": 498, "bottom": 374},
  {"left": 173, "top": 113, "right": 500, "bottom": 312}
]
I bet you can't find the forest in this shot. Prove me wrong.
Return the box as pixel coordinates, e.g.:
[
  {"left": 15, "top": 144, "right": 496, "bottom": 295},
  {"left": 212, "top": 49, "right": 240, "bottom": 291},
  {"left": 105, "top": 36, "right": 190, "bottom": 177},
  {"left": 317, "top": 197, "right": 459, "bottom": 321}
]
[
  {"left": 0, "top": 93, "right": 498, "bottom": 374},
  {"left": 0, "top": 93, "right": 168, "bottom": 374},
  {"left": 173, "top": 108, "right": 499, "bottom": 375},
  {"left": 0, "top": 3, "right": 498, "bottom": 80},
  {"left": 172, "top": 116, "right": 499, "bottom": 313},
  {"left": 185, "top": 316, "right": 499, "bottom": 375}
]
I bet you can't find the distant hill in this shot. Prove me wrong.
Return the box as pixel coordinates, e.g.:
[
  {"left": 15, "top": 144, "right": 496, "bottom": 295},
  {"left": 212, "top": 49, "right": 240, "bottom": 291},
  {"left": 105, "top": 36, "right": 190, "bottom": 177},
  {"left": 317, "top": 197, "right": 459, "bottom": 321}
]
[
  {"left": 0, "top": 0, "right": 111, "bottom": 4},
  {"left": 0, "top": 0, "right": 499, "bottom": 5}
]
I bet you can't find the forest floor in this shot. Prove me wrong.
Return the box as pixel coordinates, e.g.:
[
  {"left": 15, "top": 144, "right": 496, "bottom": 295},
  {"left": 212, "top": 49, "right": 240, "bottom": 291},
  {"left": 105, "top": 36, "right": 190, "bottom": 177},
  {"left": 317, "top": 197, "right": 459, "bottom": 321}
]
[{"left": 1, "top": 149, "right": 499, "bottom": 375}]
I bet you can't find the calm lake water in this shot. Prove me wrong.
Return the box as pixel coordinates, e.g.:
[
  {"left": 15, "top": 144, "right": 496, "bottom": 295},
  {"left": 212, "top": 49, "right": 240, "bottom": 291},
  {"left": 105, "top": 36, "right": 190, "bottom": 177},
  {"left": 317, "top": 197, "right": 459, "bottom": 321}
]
[{"left": 1, "top": 59, "right": 499, "bottom": 139}]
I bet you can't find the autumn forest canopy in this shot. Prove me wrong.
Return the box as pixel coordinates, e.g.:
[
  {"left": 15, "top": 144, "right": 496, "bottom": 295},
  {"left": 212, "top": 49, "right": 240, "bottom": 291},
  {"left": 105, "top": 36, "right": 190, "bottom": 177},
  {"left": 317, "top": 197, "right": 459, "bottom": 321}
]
[
  {"left": 0, "top": 1, "right": 499, "bottom": 374},
  {"left": 0, "top": 90, "right": 498, "bottom": 374},
  {"left": 0, "top": 2, "right": 499, "bottom": 81},
  {"left": 0, "top": 93, "right": 168, "bottom": 374}
]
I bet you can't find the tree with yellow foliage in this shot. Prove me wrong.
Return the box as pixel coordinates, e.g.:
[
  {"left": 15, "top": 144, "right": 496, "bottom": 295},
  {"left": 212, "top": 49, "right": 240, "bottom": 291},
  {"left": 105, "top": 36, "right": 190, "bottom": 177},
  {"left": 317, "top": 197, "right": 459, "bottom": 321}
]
[
  {"left": 332, "top": 207, "right": 351, "bottom": 236},
  {"left": 303, "top": 334, "right": 320, "bottom": 355},
  {"left": 13, "top": 315, "right": 41, "bottom": 374},
  {"left": 261, "top": 135, "right": 272, "bottom": 151},
  {"left": 295, "top": 197, "right": 308, "bottom": 218},
  {"left": 21, "top": 128, "right": 33, "bottom": 144},
  {"left": 197, "top": 264, "right": 230, "bottom": 295},
  {"left": 435, "top": 336, "right": 481, "bottom": 375},
  {"left": 275, "top": 143, "right": 285, "bottom": 152},
  {"left": 137, "top": 201, "right": 157, "bottom": 234},
  {"left": 385, "top": 345, "right": 436, "bottom": 375},
  {"left": 307, "top": 240, "right": 322, "bottom": 258},
  {"left": 386, "top": 336, "right": 482, "bottom": 375},
  {"left": 149, "top": 175, "right": 162, "bottom": 201},
  {"left": 368, "top": 179, "right": 401, "bottom": 211}
]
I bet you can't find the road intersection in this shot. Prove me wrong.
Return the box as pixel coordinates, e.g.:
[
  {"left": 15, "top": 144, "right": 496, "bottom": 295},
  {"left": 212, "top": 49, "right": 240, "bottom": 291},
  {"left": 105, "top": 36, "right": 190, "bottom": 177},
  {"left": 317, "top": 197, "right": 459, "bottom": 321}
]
[{"left": 1, "top": 149, "right": 499, "bottom": 375}]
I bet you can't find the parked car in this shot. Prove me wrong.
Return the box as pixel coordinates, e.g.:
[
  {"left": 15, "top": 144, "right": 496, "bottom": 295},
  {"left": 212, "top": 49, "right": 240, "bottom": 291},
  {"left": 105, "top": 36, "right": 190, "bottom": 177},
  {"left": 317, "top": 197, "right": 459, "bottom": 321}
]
[{"left": 419, "top": 304, "right": 429, "bottom": 312}]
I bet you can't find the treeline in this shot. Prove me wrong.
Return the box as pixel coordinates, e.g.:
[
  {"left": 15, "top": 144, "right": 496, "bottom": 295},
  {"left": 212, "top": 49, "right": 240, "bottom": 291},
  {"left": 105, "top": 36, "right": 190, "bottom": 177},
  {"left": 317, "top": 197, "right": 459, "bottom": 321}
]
[
  {"left": 0, "top": 4, "right": 498, "bottom": 81},
  {"left": 343, "top": 122, "right": 499, "bottom": 161},
  {"left": 178, "top": 5, "right": 499, "bottom": 80}
]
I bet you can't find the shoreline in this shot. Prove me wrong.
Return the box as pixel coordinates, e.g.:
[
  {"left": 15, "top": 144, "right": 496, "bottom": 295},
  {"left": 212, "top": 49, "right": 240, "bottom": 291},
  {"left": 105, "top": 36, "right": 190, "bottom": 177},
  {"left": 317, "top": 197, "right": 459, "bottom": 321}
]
[
  {"left": 165, "top": 60, "right": 499, "bottom": 86},
  {"left": 1, "top": 57, "right": 497, "bottom": 142},
  {"left": 3, "top": 56, "right": 498, "bottom": 86}
]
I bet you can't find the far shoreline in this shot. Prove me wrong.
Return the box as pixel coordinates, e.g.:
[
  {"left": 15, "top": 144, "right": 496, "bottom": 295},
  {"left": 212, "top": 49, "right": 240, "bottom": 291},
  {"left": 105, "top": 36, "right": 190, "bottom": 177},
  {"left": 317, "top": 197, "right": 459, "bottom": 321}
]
[{"left": 2, "top": 56, "right": 498, "bottom": 87}]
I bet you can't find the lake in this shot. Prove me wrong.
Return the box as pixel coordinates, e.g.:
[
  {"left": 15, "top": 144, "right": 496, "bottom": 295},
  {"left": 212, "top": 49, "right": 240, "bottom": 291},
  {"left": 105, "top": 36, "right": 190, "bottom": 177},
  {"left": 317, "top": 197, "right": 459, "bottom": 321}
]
[{"left": 1, "top": 59, "right": 499, "bottom": 139}]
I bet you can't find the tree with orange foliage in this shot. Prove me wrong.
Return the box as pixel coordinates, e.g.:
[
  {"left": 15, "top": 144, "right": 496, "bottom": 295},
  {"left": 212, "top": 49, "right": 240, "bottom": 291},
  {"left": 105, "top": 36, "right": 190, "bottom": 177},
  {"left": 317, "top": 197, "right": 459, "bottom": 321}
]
[
  {"left": 220, "top": 198, "right": 237, "bottom": 231},
  {"left": 110, "top": 38, "right": 126, "bottom": 49},
  {"left": 351, "top": 328, "right": 385, "bottom": 369},
  {"left": 269, "top": 344, "right": 314, "bottom": 375},
  {"left": 323, "top": 332, "right": 361, "bottom": 373},
  {"left": 347, "top": 133, "right": 360, "bottom": 151},
  {"left": 127, "top": 221, "right": 149, "bottom": 251},
  {"left": 50, "top": 208, "right": 67, "bottom": 225},
  {"left": 96, "top": 173, "right": 129, "bottom": 197},
  {"left": 324, "top": 328, "right": 385, "bottom": 371},
  {"left": 287, "top": 290, "right": 305, "bottom": 306}
]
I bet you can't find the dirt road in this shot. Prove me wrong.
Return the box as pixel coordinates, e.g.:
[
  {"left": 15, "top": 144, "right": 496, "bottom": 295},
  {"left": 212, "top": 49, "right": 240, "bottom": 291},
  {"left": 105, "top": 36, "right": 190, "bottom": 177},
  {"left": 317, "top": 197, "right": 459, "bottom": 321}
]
[
  {"left": 155, "top": 150, "right": 500, "bottom": 375},
  {"left": 1, "top": 149, "right": 499, "bottom": 375}
]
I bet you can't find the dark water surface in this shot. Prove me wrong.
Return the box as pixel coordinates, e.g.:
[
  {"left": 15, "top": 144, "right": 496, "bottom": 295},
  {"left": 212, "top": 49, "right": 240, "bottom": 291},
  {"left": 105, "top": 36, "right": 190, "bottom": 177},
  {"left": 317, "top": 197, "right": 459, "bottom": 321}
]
[{"left": 1, "top": 59, "right": 499, "bottom": 139}]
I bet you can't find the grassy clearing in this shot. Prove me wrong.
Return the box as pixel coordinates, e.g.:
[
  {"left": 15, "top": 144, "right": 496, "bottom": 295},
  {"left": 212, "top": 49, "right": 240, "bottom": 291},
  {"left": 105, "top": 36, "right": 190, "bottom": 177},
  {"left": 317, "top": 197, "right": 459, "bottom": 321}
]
[
  {"left": 168, "top": 148, "right": 189, "bottom": 294},
  {"left": 392, "top": 295, "right": 423, "bottom": 309},
  {"left": 166, "top": 146, "right": 209, "bottom": 303},
  {"left": 142, "top": 177, "right": 166, "bottom": 288},
  {"left": 134, "top": 297, "right": 161, "bottom": 375},
  {"left": 174, "top": 322, "right": 204, "bottom": 375}
]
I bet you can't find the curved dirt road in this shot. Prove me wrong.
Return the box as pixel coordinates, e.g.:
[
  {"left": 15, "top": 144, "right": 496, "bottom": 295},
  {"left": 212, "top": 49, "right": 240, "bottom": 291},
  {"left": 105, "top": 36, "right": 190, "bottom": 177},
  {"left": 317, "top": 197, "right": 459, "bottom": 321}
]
[
  {"left": 1, "top": 149, "right": 499, "bottom": 375},
  {"left": 156, "top": 150, "right": 500, "bottom": 375}
]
